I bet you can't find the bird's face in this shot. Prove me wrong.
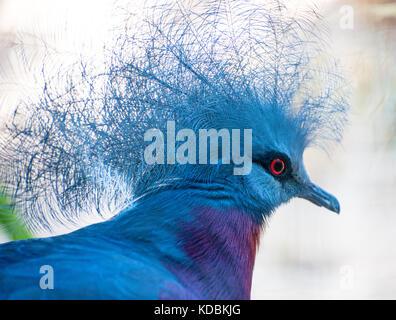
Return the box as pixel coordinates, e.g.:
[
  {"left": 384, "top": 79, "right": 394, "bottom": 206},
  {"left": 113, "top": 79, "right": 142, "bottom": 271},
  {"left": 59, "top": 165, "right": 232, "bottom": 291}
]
[
  {"left": 244, "top": 147, "right": 340, "bottom": 217},
  {"left": 231, "top": 106, "right": 340, "bottom": 218}
]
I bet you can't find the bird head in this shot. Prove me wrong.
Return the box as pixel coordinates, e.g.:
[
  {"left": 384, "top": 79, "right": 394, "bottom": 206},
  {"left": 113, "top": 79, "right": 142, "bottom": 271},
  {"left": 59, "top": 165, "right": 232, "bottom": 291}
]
[
  {"left": 187, "top": 96, "right": 342, "bottom": 221},
  {"left": 235, "top": 105, "right": 340, "bottom": 218},
  {"left": 139, "top": 1, "right": 349, "bottom": 220}
]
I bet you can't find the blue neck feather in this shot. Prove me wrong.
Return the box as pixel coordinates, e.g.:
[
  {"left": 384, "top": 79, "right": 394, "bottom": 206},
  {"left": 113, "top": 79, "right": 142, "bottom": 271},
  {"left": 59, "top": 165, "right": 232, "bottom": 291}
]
[{"left": 102, "top": 186, "right": 262, "bottom": 299}]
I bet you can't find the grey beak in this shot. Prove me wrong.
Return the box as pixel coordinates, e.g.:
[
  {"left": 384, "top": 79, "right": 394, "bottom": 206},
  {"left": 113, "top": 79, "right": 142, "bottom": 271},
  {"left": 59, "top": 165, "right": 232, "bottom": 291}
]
[{"left": 298, "top": 183, "right": 340, "bottom": 214}]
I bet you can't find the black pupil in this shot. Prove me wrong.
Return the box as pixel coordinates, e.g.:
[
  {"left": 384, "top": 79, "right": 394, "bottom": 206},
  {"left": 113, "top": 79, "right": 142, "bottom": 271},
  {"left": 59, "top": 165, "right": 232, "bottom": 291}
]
[{"left": 273, "top": 160, "right": 283, "bottom": 173}]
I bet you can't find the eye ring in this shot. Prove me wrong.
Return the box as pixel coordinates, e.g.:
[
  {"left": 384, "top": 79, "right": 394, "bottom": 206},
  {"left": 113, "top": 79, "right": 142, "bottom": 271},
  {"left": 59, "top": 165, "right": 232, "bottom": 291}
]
[{"left": 270, "top": 158, "right": 285, "bottom": 176}]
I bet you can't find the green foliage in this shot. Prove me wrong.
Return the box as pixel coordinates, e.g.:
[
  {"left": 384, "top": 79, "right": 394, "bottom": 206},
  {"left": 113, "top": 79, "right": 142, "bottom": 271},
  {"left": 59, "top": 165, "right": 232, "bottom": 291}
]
[{"left": 0, "top": 192, "right": 33, "bottom": 241}]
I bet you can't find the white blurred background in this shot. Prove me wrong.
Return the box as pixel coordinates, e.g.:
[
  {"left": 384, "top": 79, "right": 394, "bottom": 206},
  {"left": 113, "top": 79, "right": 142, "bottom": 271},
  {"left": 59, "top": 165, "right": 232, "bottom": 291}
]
[
  {"left": 0, "top": 0, "right": 395, "bottom": 299},
  {"left": 252, "top": 0, "right": 396, "bottom": 299}
]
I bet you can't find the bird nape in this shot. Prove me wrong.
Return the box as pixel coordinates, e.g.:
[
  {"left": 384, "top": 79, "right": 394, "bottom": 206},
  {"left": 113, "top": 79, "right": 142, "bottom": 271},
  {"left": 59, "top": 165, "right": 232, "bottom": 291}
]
[{"left": 0, "top": 0, "right": 348, "bottom": 299}]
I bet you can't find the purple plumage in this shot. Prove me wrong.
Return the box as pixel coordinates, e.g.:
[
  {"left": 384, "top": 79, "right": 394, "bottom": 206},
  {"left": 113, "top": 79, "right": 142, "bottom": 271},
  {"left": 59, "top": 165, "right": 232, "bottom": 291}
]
[{"left": 161, "top": 207, "right": 260, "bottom": 299}]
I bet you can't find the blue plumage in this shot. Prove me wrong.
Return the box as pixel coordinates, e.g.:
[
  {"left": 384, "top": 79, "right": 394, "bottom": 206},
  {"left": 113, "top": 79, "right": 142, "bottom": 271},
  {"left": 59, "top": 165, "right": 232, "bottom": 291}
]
[
  {"left": 0, "top": 189, "right": 260, "bottom": 299},
  {"left": 0, "top": 1, "right": 348, "bottom": 299}
]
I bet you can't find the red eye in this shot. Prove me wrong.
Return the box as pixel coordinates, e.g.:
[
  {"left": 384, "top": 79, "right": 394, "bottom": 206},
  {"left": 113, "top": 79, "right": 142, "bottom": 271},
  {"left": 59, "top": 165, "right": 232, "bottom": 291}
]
[{"left": 270, "top": 158, "right": 285, "bottom": 176}]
